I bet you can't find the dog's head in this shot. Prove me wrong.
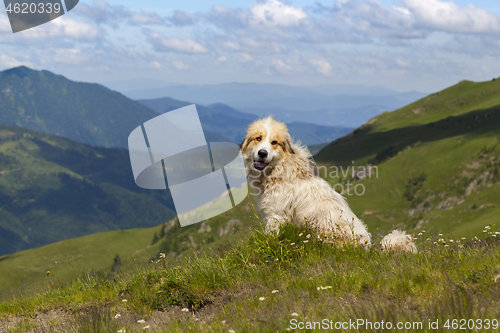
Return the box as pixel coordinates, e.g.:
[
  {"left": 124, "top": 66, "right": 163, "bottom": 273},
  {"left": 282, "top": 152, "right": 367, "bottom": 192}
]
[{"left": 240, "top": 116, "right": 295, "bottom": 172}]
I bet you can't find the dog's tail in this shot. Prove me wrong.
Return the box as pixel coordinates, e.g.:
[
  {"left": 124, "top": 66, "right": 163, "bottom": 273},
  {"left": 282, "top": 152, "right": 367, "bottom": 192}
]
[{"left": 381, "top": 230, "right": 417, "bottom": 253}]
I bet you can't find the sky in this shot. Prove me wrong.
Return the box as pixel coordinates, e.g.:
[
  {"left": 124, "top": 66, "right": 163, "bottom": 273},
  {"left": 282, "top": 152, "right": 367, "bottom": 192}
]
[{"left": 1, "top": 0, "right": 500, "bottom": 93}]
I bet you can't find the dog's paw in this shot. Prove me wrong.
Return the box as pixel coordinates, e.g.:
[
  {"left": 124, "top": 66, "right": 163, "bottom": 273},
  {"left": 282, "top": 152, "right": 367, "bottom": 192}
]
[
  {"left": 264, "top": 215, "right": 285, "bottom": 234},
  {"left": 381, "top": 230, "right": 417, "bottom": 253}
]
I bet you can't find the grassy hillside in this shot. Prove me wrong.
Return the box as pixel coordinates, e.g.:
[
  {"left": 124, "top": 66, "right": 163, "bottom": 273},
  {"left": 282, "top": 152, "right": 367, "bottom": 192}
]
[
  {"left": 0, "top": 125, "right": 175, "bottom": 256},
  {"left": 0, "top": 195, "right": 261, "bottom": 294},
  {"left": 315, "top": 78, "right": 500, "bottom": 241},
  {"left": 1, "top": 223, "right": 499, "bottom": 332}
]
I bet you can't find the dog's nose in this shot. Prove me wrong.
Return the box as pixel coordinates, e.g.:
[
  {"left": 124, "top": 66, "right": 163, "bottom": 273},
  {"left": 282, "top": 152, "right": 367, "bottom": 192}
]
[{"left": 258, "top": 149, "right": 268, "bottom": 158}]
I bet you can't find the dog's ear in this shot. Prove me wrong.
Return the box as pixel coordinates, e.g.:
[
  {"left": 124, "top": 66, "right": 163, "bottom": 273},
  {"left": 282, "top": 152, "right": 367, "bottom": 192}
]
[
  {"left": 240, "top": 137, "right": 250, "bottom": 151},
  {"left": 285, "top": 139, "right": 295, "bottom": 154}
]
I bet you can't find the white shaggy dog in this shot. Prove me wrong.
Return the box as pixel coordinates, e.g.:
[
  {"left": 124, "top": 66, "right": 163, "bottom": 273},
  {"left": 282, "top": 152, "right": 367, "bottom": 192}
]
[{"left": 241, "top": 116, "right": 416, "bottom": 252}]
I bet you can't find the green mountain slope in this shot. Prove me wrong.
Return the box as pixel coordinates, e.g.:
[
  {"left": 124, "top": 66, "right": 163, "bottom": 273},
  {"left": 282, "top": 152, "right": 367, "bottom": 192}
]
[
  {"left": 0, "top": 66, "right": 228, "bottom": 148},
  {"left": 0, "top": 197, "right": 260, "bottom": 294},
  {"left": 0, "top": 125, "right": 175, "bottom": 256},
  {"left": 315, "top": 78, "right": 500, "bottom": 240}
]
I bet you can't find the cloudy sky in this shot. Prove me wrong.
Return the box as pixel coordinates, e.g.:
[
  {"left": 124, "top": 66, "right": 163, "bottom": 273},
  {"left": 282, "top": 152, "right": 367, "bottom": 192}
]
[{"left": 1, "top": 0, "right": 500, "bottom": 92}]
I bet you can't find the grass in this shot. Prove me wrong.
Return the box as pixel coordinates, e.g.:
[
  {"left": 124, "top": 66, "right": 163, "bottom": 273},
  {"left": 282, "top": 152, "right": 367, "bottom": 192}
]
[{"left": 1, "top": 223, "right": 499, "bottom": 332}]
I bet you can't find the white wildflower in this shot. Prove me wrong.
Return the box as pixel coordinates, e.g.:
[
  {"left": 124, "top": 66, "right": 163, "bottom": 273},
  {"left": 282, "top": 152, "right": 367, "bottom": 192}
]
[
  {"left": 181, "top": 308, "right": 189, "bottom": 312},
  {"left": 114, "top": 314, "right": 121, "bottom": 319},
  {"left": 418, "top": 233, "right": 422, "bottom": 236},
  {"left": 137, "top": 320, "right": 146, "bottom": 323},
  {"left": 317, "top": 286, "right": 332, "bottom": 290},
  {"left": 159, "top": 253, "right": 166, "bottom": 258},
  {"left": 229, "top": 330, "right": 235, "bottom": 333},
  {"left": 306, "top": 234, "right": 311, "bottom": 239},
  {"left": 259, "top": 297, "right": 265, "bottom": 301},
  {"left": 291, "top": 313, "right": 299, "bottom": 317},
  {"left": 143, "top": 326, "right": 150, "bottom": 330},
  {"left": 271, "top": 290, "right": 279, "bottom": 294},
  {"left": 122, "top": 299, "right": 127, "bottom": 302},
  {"left": 290, "top": 243, "right": 295, "bottom": 246},
  {"left": 303, "top": 240, "right": 309, "bottom": 243},
  {"left": 485, "top": 226, "right": 491, "bottom": 230},
  {"left": 298, "top": 233, "right": 303, "bottom": 237}
]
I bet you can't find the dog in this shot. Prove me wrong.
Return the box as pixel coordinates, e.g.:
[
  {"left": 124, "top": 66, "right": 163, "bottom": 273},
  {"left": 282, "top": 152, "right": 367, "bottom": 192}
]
[{"left": 241, "top": 116, "right": 416, "bottom": 252}]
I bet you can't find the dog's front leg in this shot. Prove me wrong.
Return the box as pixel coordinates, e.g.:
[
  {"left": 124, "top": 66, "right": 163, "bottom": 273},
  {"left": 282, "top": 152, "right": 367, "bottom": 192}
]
[{"left": 264, "top": 214, "right": 286, "bottom": 234}]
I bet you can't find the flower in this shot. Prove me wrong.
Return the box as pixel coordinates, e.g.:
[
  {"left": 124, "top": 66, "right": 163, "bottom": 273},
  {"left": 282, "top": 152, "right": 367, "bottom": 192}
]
[
  {"left": 271, "top": 290, "right": 279, "bottom": 294},
  {"left": 259, "top": 297, "right": 265, "bottom": 301},
  {"left": 306, "top": 234, "right": 311, "bottom": 239},
  {"left": 137, "top": 320, "right": 146, "bottom": 323},
  {"left": 317, "top": 286, "right": 332, "bottom": 290},
  {"left": 439, "top": 234, "right": 443, "bottom": 236},
  {"left": 291, "top": 313, "right": 299, "bottom": 317},
  {"left": 303, "top": 240, "right": 309, "bottom": 243},
  {"left": 181, "top": 308, "right": 189, "bottom": 312},
  {"left": 122, "top": 299, "right": 127, "bottom": 302},
  {"left": 298, "top": 233, "right": 303, "bottom": 237},
  {"left": 485, "top": 226, "right": 491, "bottom": 230},
  {"left": 143, "top": 326, "right": 150, "bottom": 330},
  {"left": 290, "top": 243, "right": 295, "bottom": 246},
  {"left": 114, "top": 314, "right": 121, "bottom": 319},
  {"left": 159, "top": 253, "right": 166, "bottom": 258},
  {"left": 418, "top": 233, "right": 422, "bottom": 236},
  {"left": 229, "top": 330, "right": 235, "bottom": 333}
]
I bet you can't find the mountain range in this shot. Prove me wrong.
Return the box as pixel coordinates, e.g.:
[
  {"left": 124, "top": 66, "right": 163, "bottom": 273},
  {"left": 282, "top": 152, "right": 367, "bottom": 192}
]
[
  {"left": 0, "top": 67, "right": 353, "bottom": 147},
  {"left": 122, "top": 82, "right": 426, "bottom": 127}
]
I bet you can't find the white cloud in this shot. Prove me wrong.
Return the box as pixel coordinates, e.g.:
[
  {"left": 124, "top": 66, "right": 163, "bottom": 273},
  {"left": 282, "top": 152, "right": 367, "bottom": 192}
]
[
  {"left": 309, "top": 58, "right": 334, "bottom": 77},
  {"left": 150, "top": 61, "right": 161, "bottom": 68},
  {"left": 0, "top": 55, "right": 32, "bottom": 68},
  {"left": 250, "top": 0, "right": 308, "bottom": 27},
  {"left": 53, "top": 49, "right": 88, "bottom": 65},
  {"left": 271, "top": 58, "right": 294, "bottom": 75},
  {"left": 172, "top": 60, "right": 190, "bottom": 70},
  {"left": 129, "top": 11, "right": 164, "bottom": 25},
  {"left": 403, "top": 0, "right": 500, "bottom": 33},
  {"left": 48, "top": 18, "right": 102, "bottom": 41},
  {"left": 146, "top": 31, "right": 208, "bottom": 54}
]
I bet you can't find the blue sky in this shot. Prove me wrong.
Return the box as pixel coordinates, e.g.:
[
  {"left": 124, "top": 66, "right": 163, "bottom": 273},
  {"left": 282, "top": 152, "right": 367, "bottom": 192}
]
[{"left": 1, "top": 0, "right": 500, "bottom": 93}]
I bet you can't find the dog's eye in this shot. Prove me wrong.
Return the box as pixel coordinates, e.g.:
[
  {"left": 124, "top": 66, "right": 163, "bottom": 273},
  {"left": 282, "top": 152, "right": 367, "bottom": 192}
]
[
  {"left": 256, "top": 136, "right": 262, "bottom": 142},
  {"left": 271, "top": 141, "right": 277, "bottom": 145}
]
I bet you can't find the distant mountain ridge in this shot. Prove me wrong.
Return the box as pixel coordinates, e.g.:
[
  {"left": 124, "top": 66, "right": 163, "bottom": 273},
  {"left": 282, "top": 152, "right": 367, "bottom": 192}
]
[
  {"left": 137, "top": 97, "right": 354, "bottom": 145},
  {"left": 124, "top": 82, "right": 426, "bottom": 127},
  {"left": 0, "top": 66, "right": 228, "bottom": 148}
]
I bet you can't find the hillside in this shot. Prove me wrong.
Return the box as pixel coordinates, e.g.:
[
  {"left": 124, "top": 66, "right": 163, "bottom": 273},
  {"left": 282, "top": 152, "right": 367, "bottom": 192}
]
[
  {"left": 1, "top": 222, "right": 499, "bottom": 332},
  {"left": 138, "top": 97, "right": 353, "bottom": 145},
  {"left": 0, "top": 125, "right": 176, "bottom": 256},
  {"left": 0, "top": 196, "right": 260, "bottom": 293},
  {"left": 0, "top": 66, "right": 228, "bottom": 148},
  {"left": 315, "top": 78, "right": 500, "bottom": 240}
]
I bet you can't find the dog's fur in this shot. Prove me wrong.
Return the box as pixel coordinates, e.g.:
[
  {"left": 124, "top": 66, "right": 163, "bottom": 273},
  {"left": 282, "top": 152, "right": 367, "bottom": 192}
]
[{"left": 241, "top": 116, "right": 415, "bottom": 252}]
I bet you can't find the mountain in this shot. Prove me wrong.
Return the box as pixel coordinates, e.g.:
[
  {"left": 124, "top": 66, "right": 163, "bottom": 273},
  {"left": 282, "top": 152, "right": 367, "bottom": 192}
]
[
  {"left": 315, "top": 78, "right": 500, "bottom": 239},
  {"left": 123, "top": 82, "right": 426, "bottom": 127},
  {"left": 137, "top": 97, "right": 353, "bottom": 145},
  {"left": 0, "top": 125, "right": 176, "bottom": 256},
  {"left": 0, "top": 66, "right": 227, "bottom": 148}
]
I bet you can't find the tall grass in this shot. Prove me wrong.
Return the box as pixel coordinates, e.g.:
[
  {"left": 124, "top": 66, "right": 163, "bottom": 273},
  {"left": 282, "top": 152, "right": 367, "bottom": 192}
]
[{"left": 1, "top": 223, "right": 499, "bottom": 332}]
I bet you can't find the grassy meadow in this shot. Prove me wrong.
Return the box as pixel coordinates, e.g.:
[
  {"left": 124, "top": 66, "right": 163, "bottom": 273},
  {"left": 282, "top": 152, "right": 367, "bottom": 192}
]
[{"left": 0, "top": 223, "right": 499, "bottom": 332}]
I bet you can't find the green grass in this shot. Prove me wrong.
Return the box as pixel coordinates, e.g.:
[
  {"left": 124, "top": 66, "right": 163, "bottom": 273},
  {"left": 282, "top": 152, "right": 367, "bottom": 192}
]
[{"left": 1, "top": 223, "right": 499, "bottom": 332}]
